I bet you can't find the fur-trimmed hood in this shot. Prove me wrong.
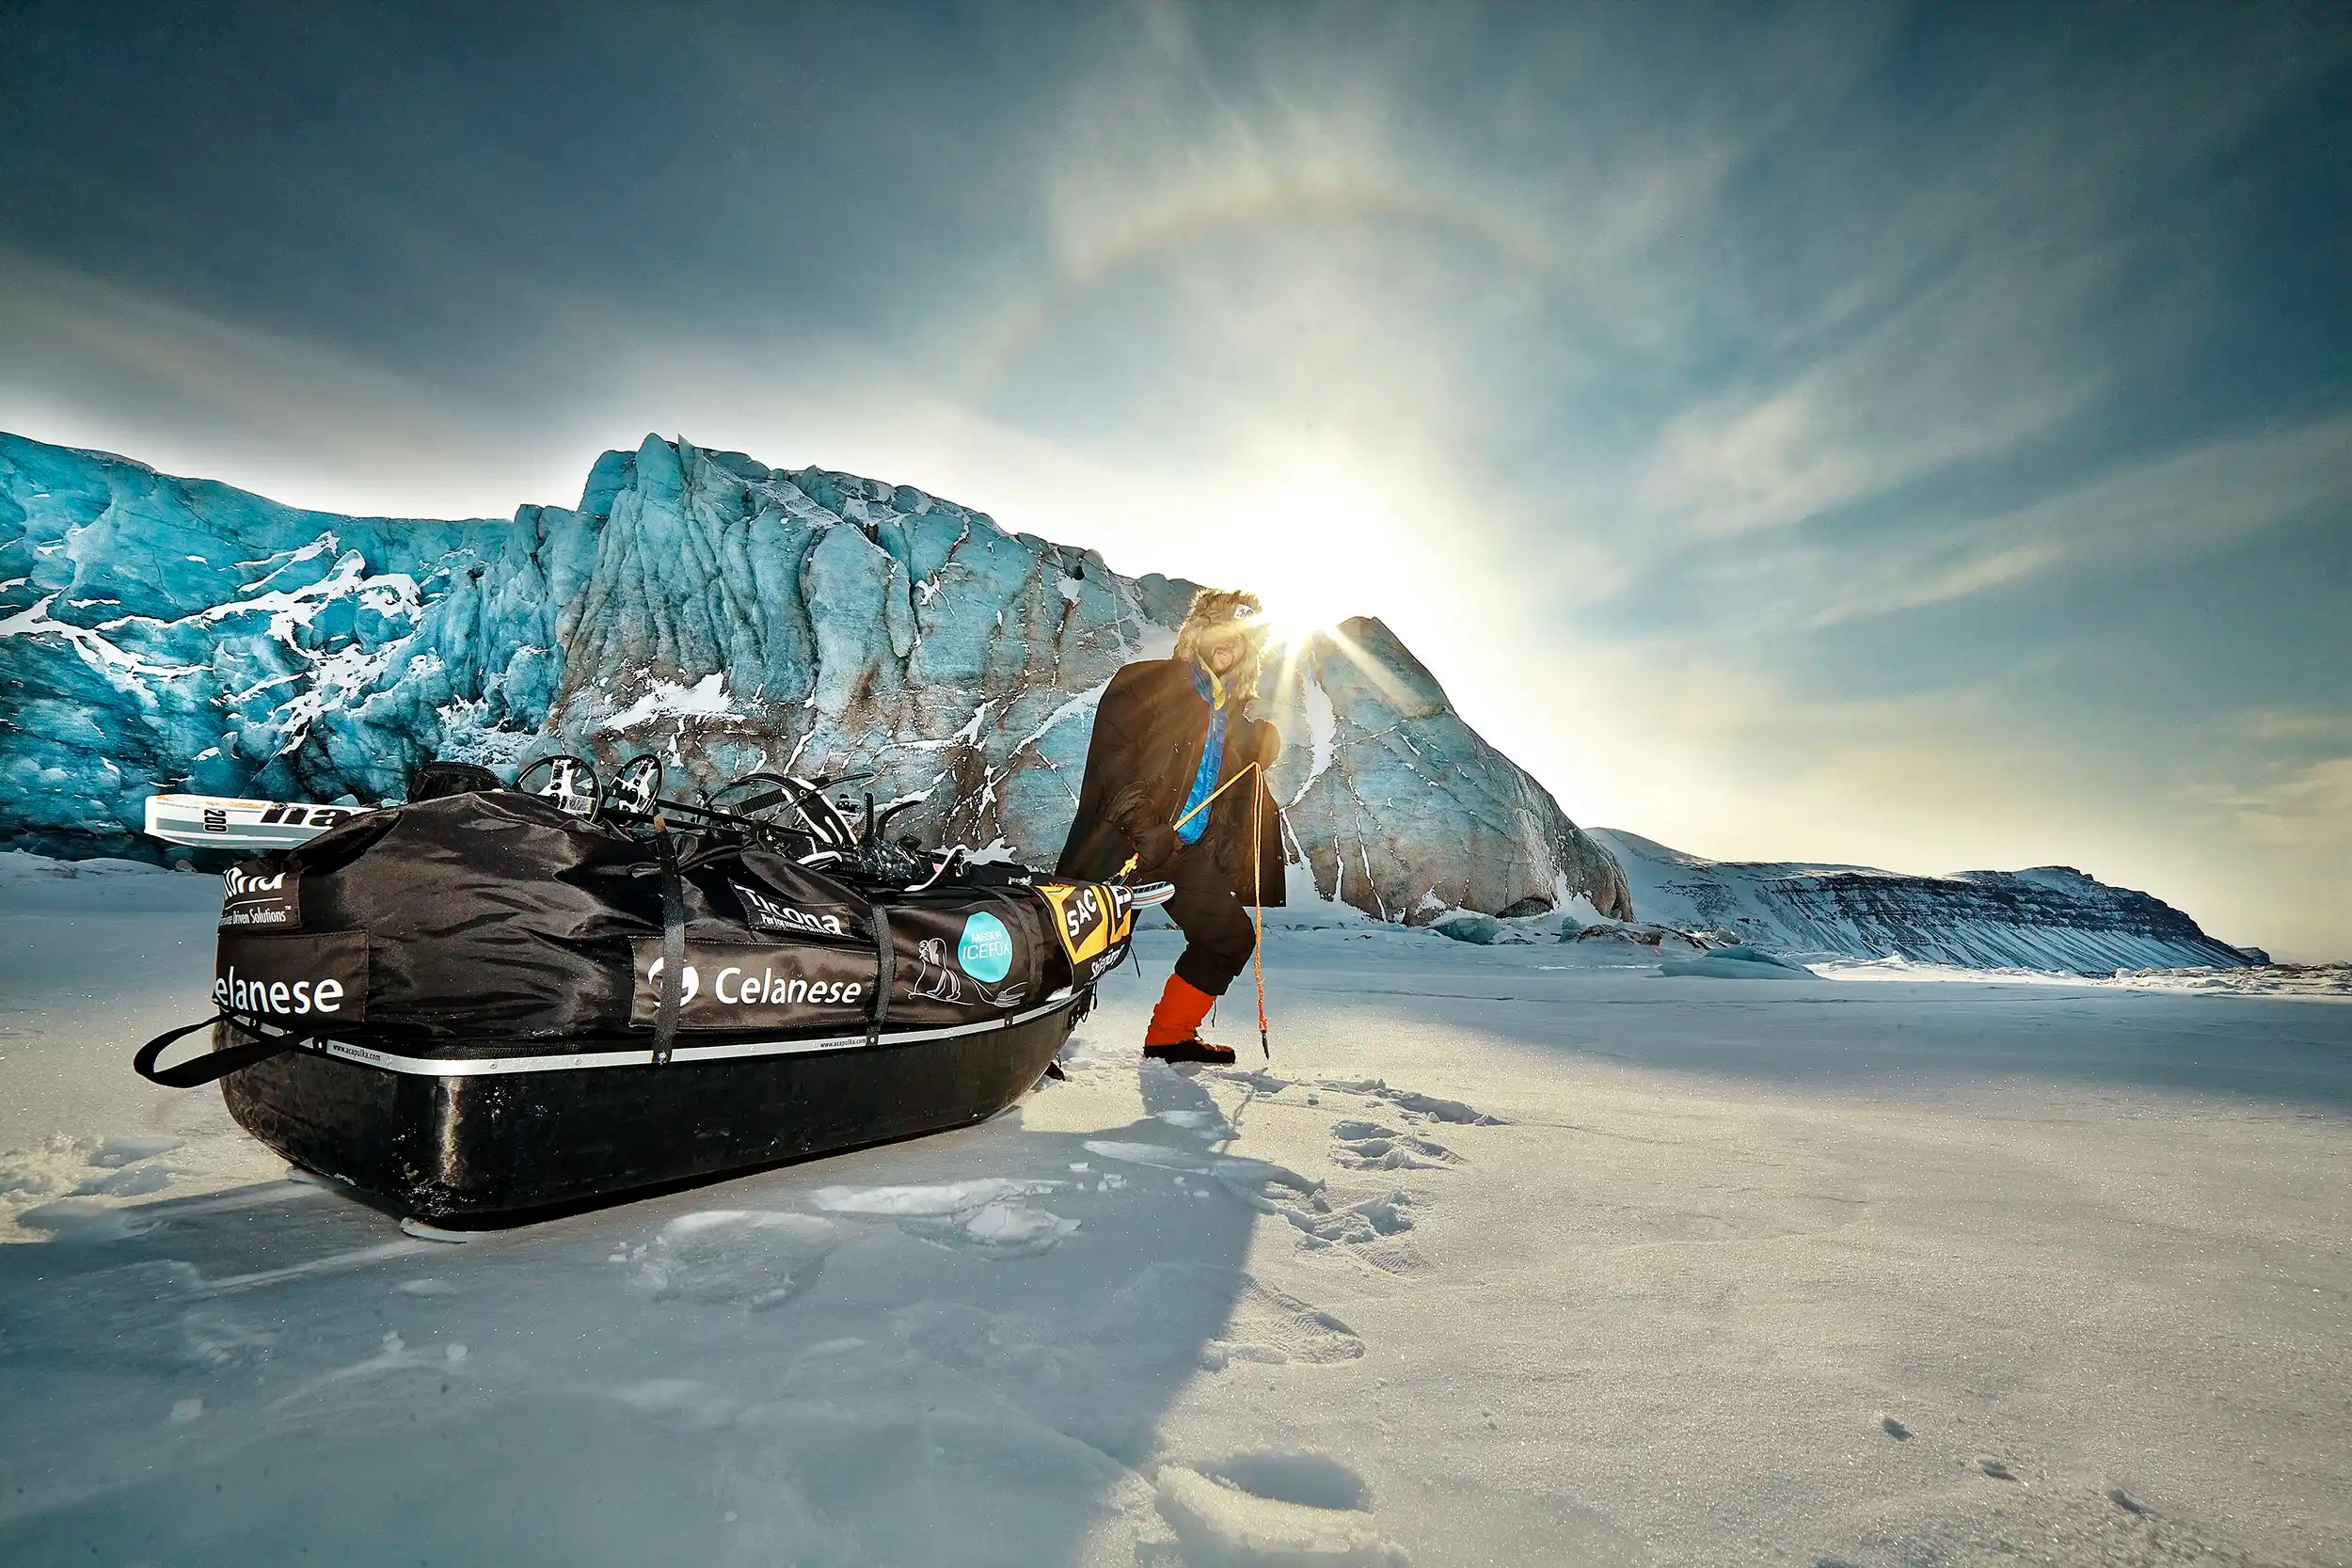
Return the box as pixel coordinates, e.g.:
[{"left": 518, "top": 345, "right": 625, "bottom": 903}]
[{"left": 1171, "top": 587, "right": 1266, "bottom": 700}]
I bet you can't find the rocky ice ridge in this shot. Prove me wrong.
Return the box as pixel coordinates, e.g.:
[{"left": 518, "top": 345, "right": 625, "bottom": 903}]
[
  {"left": 0, "top": 430, "right": 1631, "bottom": 924},
  {"left": 1592, "top": 829, "right": 2254, "bottom": 974}
]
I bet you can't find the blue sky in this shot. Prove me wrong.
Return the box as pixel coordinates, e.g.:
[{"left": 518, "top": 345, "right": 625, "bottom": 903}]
[{"left": 2, "top": 1, "right": 2346, "bottom": 956}]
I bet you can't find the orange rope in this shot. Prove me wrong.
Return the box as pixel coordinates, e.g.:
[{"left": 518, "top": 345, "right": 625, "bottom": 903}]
[
  {"left": 1251, "top": 761, "right": 1269, "bottom": 1059},
  {"left": 1114, "top": 759, "right": 1263, "bottom": 880}
]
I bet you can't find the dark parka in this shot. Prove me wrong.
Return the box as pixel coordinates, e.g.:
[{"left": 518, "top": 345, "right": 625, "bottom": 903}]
[{"left": 1056, "top": 657, "right": 1287, "bottom": 905}]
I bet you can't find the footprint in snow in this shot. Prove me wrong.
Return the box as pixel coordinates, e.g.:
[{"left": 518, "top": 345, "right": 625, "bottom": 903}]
[
  {"left": 1207, "top": 1069, "right": 1502, "bottom": 1128},
  {"left": 1093, "top": 1123, "right": 1439, "bottom": 1275},
  {"left": 1201, "top": 1275, "right": 1366, "bottom": 1370},
  {"left": 1328, "top": 1119, "right": 1458, "bottom": 1171},
  {"left": 1317, "top": 1079, "right": 1505, "bottom": 1127},
  {"left": 1279, "top": 1189, "right": 1435, "bottom": 1277},
  {"left": 1199, "top": 1449, "right": 1374, "bottom": 1512},
  {"left": 1152, "top": 1455, "right": 1409, "bottom": 1567}
]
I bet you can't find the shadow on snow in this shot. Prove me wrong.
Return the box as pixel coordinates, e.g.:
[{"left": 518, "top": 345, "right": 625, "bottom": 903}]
[{"left": 0, "top": 1063, "right": 1263, "bottom": 1567}]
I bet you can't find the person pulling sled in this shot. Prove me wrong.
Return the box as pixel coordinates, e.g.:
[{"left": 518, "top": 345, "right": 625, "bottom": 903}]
[{"left": 1057, "top": 589, "right": 1284, "bottom": 1064}]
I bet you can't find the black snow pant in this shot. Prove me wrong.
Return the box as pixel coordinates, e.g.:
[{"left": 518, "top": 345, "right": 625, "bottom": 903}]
[{"left": 1164, "top": 838, "right": 1259, "bottom": 997}]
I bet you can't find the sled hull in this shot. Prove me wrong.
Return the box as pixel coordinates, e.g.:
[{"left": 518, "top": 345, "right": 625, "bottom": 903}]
[{"left": 216, "top": 1003, "right": 1076, "bottom": 1223}]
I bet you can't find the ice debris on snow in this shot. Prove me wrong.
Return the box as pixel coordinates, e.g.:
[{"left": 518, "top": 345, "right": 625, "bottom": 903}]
[
  {"left": 610, "top": 1378, "right": 745, "bottom": 1433},
  {"left": 1658, "top": 943, "right": 1820, "bottom": 981},
  {"left": 1082, "top": 1140, "right": 1324, "bottom": 1208},
  {"left": 1, "top": 1132, "right": 186, "bottom": 1227},
  {"left": 1430, "top": 912, "right": 1503, "bottom": 944},
  {"left": 15, "top": 1196, "right": 155, "bottom": 1240},
  {"left": 88, "top": 1134, "right": 183, "bottom": 1167},
  {"left": 631, "top": 1211, "right": 839, "bottom": 1308},
  {"left": 73, "top": 1163, "right": 177, "bottom": 1196},
  {"left": 806, "top": 1177, "right": 1055, "bottom": 1217},
  {"left": 808, "top": 1179, "right": 1078, "bottom": 1257}
]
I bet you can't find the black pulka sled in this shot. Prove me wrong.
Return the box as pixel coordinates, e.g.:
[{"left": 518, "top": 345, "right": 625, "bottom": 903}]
[{"left": 136, "top": 753, "right": 1163, "bottom": 1223}]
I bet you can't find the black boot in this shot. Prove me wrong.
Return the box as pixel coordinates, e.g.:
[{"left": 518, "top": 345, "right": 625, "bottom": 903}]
[{"left": 1144, "top": 1037, "right": 1237, "bottom": 1066}]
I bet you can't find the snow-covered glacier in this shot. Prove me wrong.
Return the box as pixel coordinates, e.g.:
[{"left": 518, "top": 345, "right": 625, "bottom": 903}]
[
  {"left": 1594, "top": 829, "right": 2254, "bottom": 974},
  {"left": 0, "top": 430, "right": 1630, "bottom": 923}
]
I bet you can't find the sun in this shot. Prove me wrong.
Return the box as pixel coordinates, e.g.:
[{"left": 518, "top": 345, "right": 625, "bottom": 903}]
[{"left": 1226, "top": 467, "right": 1402, "bottom": 642}]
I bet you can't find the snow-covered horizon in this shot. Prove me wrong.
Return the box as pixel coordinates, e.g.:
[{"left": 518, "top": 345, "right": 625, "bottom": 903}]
[{"left": 1589, "top": 828, "right": 2282, "bottom": 973}]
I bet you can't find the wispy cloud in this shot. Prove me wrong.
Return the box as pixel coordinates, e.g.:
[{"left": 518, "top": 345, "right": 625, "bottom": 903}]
[
  {"left": 1803, "top": 412, "right": 2352, "bottom": 626},
  {"left": 2195, "top": 757, "right": 2352, "bottom": 852},
  {"left": 1633, "top": 254, "right": 2114, "bottom": 540},
  {"left": 2224, "top": 706, "right": 2352, "bottom": 749}
]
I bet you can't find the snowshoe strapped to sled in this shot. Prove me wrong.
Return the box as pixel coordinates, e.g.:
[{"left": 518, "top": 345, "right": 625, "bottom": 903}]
[{"left": 135, "top": 756, "right": 1163, "bottom": 1223}]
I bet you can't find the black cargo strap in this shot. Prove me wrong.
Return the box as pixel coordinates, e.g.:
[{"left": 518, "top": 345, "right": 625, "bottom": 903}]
[
  {"left": 652, "top": 819, "right": 686, "bottom": 1067},
  {"left": 134, "top": 1013, "right": 314, "bottom": 1087},
  {"left": 982, "top": 887, "right": 1038, "bottom": 993},
  {"left": 866, "top": 903, "right": 894, "bottom": 1048}
]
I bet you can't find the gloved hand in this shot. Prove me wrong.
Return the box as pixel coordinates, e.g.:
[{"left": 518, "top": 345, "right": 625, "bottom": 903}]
[
  {"left": 1248, "top": 720, "right": 1281, "bottom": 768},
  {"left": 1125, "top": 822, "right": 1180, "bottom": 873}
]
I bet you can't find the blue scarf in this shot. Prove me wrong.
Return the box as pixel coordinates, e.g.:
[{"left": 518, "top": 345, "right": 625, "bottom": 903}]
[{"left": 1175, "top": 660, "right": 1229, "bottom": 846}]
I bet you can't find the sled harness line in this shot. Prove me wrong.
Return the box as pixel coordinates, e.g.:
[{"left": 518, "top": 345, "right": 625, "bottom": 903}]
[
  {"left": 1114, "top": 759, "right": 1272, "bottom": 1060},
  {"left": 134, "top": 1012, "right": 327, "bottom": 1087}
]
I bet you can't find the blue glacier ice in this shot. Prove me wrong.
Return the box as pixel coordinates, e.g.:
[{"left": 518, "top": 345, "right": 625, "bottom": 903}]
[
  {"left": 0, "top": 431, "right": 1633, "bottom": 923},
  {"left": 0, "top": 429, "right": 2267, "bottom": 968}
]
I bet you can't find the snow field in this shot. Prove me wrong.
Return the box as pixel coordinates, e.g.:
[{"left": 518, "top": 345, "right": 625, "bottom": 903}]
[{"left": 1, "top": 879, "right": 2349, "bottom": 1564}]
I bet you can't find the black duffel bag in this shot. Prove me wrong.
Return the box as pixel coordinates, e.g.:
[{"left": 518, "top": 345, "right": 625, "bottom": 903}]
[{"left": 138, "top": 788, "right": 1126, "bottom": 1085}]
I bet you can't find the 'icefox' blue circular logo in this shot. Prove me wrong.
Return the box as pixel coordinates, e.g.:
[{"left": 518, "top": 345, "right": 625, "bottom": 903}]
[{"left": 957, "top": 911, "right": 1013, "bottom": 983}]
